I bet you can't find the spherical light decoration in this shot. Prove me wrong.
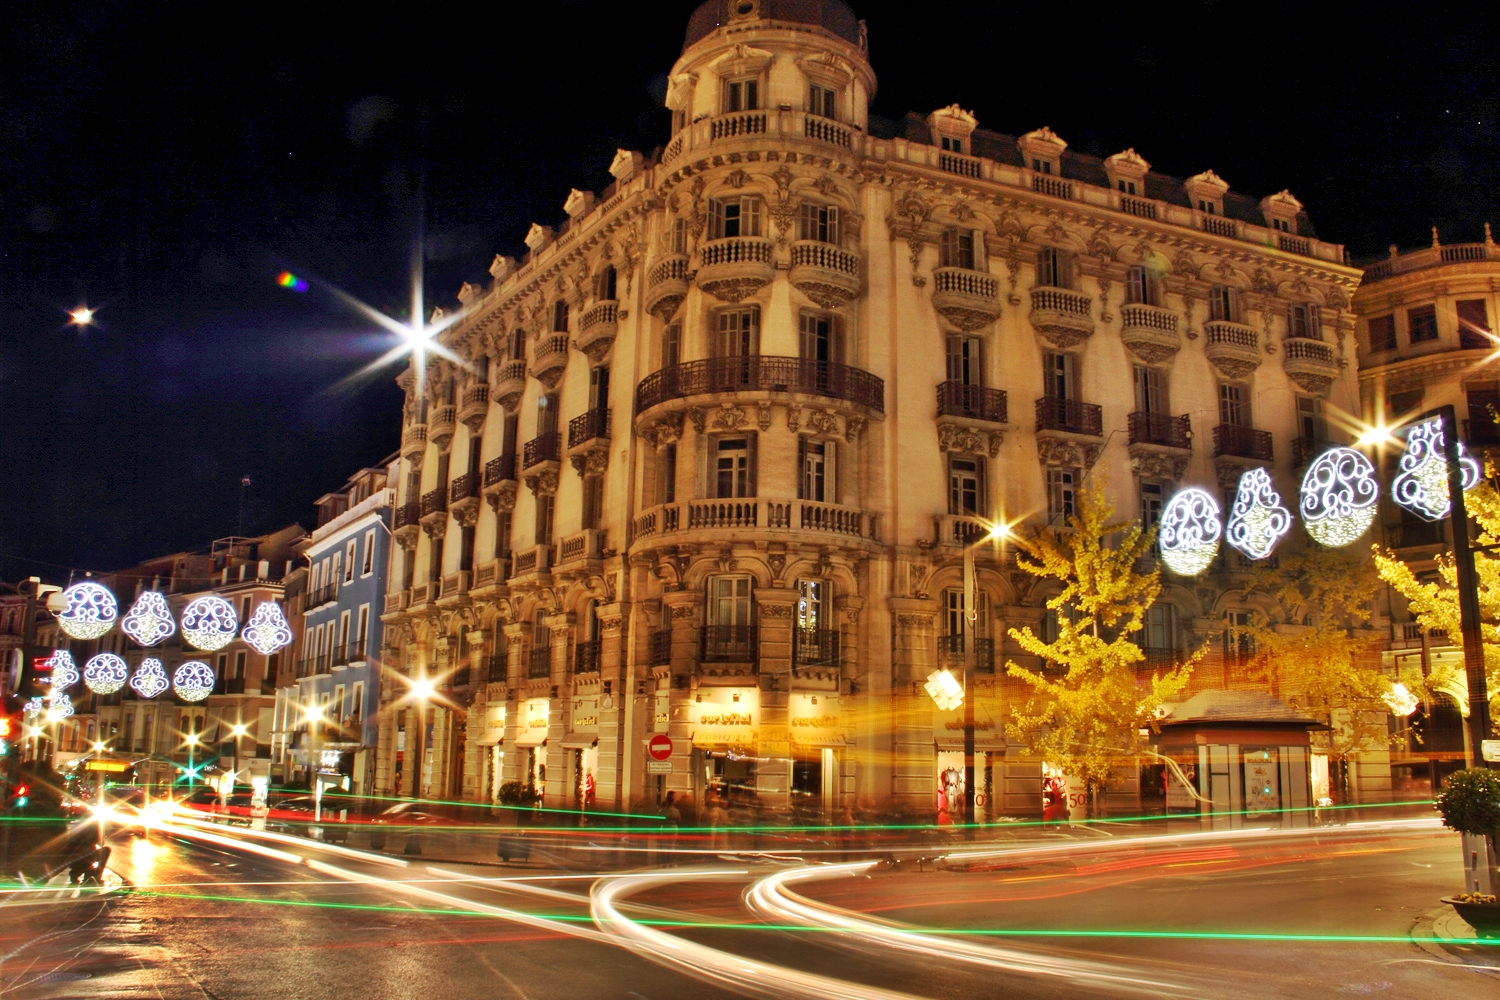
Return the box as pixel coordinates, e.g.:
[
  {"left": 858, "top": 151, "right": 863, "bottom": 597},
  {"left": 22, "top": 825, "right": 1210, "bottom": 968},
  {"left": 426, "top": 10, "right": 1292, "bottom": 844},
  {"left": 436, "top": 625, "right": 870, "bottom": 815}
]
[
  {"left": 1158, "top": 487, "right": 1223, "bottom": 577},
  {"left": 1300, "top": 447, "right": 1380, "bottom": 547},
  {"left": 173, "top": 660, "right": 215, "bottom": 702},
  {"left": 83, "top": 652, "right": 129, "bottom": 695},
  {"left": 1391, "top": 417, "right": 1481, "bottom": 522},
  {"left": 55, "top": 582, "right": 118, "bottom": 640},
  {"left": 44, "top": 649, "right": 80, "bottom": 691},
  {"left": 1225, "top": 468, "right": 1294, "bottom": 561},
  {"left": 241, "top": 601, "right": 294, "bottom": 656},
  {"left": 121, "top": 590, "right": 176, "bottom": 647},
  {"left": 130, "top": 657, "right": 171, "bottom": 699},
  {"left": 46, "top": 690, "right": 74, "bottom": 721},
  {"left": 181, "top": 596, "right": 238, "bottom": 651}
]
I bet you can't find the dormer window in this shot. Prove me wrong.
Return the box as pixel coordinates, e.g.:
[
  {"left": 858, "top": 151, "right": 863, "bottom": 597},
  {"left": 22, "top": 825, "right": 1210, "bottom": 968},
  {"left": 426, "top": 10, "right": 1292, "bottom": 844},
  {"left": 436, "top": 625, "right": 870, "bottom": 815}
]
[
  {"left": 1118, "top": 179, "right": 1137, "bottom": 195},
  {"left": 724, "top": 78, "right": 759, "bottom": 113},
  {"left": 708, "top": 196, "right": 763, "bottom": 239},
  {"left": 808, "top": 83, "right": 838, "bottom": 120},
  {"left": 1198, "top": 199, "right": 1219, "bottom": 215},
  {"left": 799, "top": 203, "right": 839, "bottom": 244},
  {"left": 1273, "top": 218, "right": 1291, "bottom": 232},
  {"left": 942, "top": 136, "right": 964, "bottom": 153}
]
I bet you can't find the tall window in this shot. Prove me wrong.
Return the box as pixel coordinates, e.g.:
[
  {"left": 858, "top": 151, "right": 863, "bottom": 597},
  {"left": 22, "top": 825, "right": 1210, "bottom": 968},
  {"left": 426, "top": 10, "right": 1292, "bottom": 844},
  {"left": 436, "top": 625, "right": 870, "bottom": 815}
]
[
  {"left": 1133, "top": 365, "right": 1166, "bottom": 414},
  {"left": 707, "top": 196, "right": 762, "bottom": 239},
  {"left": 552, "top": 300, "right": 569, "bottom": 333},
  {"left": 1036, "top": 247, "right": 1072, "bottom": 288},
  {"left": 723, "top": 77, "right": 758, "bottom": 112},
  {"left": 234, "top": 650, "right": 246, "bottom": 679},
  {"left": 344, "top": 540, "right": 357, "bottom": 583},
  {"left": 1407, "top": 304, "right": 1439, "bottom": 344},
  {"left": 949, "top": 456, "right": 984, "bottom": 516},
  {"left": 798, "top": 202, "right": 839, "bottom": 243},
  {"left": 581, "top": 476, "right": 603, "bottom": 531},
  {"left": 1286, "top": 302, "right": 1320, "bottom": 340},
  {"left": 596, "top": 265, "right": 617, "bottom": 301},
  {"left": 662, "top": 323, "right": 683, "bottom": 368},
  {"left": 502, "top": 413, "right": 519, "bottom": 459},
  {"left": 1043, "top": 351, "right": 1074, "bottom": 400},
  {"left": 1047, "top": 468, "right": 1077, "bottom": 520},
  {"left": 708, "top": 576, "right": 753, "bottom": 626},
  {"left": 669, "top": 217, "right": 688, "bottom": 254},
  {"left": 1138, "top": 605, "right": 1175, "bottom": 652},
  {"left": 1223, "top": 611, "right": 1255, "bottom": 666},
  {"left": 798, "top": 437, "right": 834, "bottom": 502},
  {"left": 715, "top": 437, "right": 754, "bottom": 498},
  {"left": 1296, "top": 396, "right": 1326, "bottom": 442},
  {"left": 459, "top": 525, "right": 475, "bottom": 572},
  {"left": 808, "top": 82, "right": 837, "bottom": 119},
  {"left": 943, "top": 589, "right": 989, "bottom": 643},
  {"left": 494, "top": 510, "right": 513, "bottom": 560},
  {"left": 1469, "top": 383, "right": 1500, "bottom": 440},
  {"left": 658, "top": 443, "right": 677, "bottom": 504},
  {"left": 1140, "top": 482, "right": 1165, "bottom": 528},
  {"left": 947, "top": 336, "right": 982, "bottom": 386},
  {"left": 1459, "top": 299, "right": 1492, "bottom": 350},
  {"left": 362, "top": 529, "right": 375, "bottom": 575},
  {"left": 940, "top": 228, "right": 976, "bottom": 269},
  {"left": 797, "top": 579, "right": 827, "bottom": 633},
  {"left": 509, "top": 329, "right": 526, "bottom": 362},
  {"left": 356, "top": 604, "right": 370, "bottom": 649},
  {"left": 1367, "top": 314, "right": 1397, "bottom": 353},
  {"left": 535, "top": 494, "right": 555, "bottom": 547},
  {"left": 799, "top": 311, "right": 840, "bottom": 364},
  {"left": 537, "top": 394, "right": 559, "bottom": 437},
  {"left": 1219, "top": 383, "right": 1248, "bottom": 427},
  {"left": 1125, "top": 265, "right": 1162, "bottom": 307},
  {"left": 589, "top": 365, "right": 610, "bottom": 413},
  {"left": 427, "top": 530, "right": 441, "bottom": 583}
]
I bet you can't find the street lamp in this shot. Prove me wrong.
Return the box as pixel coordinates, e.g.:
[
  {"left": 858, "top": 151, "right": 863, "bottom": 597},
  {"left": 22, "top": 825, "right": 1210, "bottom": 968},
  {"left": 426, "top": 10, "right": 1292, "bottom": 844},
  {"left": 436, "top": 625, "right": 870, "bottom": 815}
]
[
  {"left": 183, "top": 732, "right": 201, "bottom": 789},
  {"left": 69, "top": 306, "right": 94, "bottom": 326},
  {"left": 404, "top": 677, "right": 435, "bottom": 802}
]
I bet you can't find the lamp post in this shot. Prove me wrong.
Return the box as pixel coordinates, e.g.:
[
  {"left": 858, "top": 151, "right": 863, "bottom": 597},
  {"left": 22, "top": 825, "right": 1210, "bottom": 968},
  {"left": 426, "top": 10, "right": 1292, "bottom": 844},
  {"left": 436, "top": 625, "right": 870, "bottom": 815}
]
[
  {"left": 960, "top": 523, "right": 1009, "bottom": 839},
  {"left": 183, "top": 732, "right": 201, "bottom": 789},
  {"left": 407, "top": 677, "right": 435, "bottom": 803}
]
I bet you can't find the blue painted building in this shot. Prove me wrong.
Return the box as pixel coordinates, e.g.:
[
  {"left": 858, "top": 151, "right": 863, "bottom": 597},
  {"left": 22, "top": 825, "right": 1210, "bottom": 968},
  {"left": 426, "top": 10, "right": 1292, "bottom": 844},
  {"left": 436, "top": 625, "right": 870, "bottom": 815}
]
[{"left": 281, "top": 458, "right": 396, "bottom": 792}]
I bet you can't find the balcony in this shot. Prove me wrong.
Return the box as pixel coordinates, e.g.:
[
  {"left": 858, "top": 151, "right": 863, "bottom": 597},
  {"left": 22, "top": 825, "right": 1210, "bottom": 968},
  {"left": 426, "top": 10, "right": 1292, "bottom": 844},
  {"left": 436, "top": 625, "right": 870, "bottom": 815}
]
[
  {"left": 1128, "top": 411, "right": 1191, "bottom": 450},
  {"left": 939, "top": 634, "right": 995, "bottom": 674},
  {"left": 471, "top": 557, "right": 508, "bottom": 594},
  {"left": 225, "top": 676, "right": 247, "bottom": 694},
  {"left": 458, "top": 385, "right": 489, "bottom": 433},
  {"left": 697, "top": 236, "right": 775, "bottom": 303},
  {"left": 710, "top": 110, "right": 767, "bottom": 141},
  {"left": 635, "top": 356, "right": 884, "bottom": 415},
  {"left": 1213, "top": 424, "right": 1274, "bottom": 462},
  {"left": 306, "top": 583, "right": 338, "bottom": 610},
  {"left": 789, "top": 241, "right": 861, "bottom": 308},
  {"left": 931, "top": 267, "right": 1002, "bottom": 331},
  {"left": 494, "top": 359, "right": 527, "bottom": 411},
  {"left": 1035, "top": 397, "right": 1103, "bottom": 437},
  {"left": 556, "top": 528, "right": 605, "bottom": 566},
  {"left": 1029, "top": 286, "right": 1095, "bottom": 348},
  {"left": 1203, "top": 321, "right": 1261, "bottom": 380},
  {"left": 449, "top": 472, "right": 480, "bottom": 526},
  {"left": 936, "top": 382, "right": 1007, "bottom": 423},
  {"left": 568, "top": 407, "right": 612, "bottom": 450},
  {"left": 522, "top": 431, "right": 562, "bottom": 473},
  {"left": 401, "top": 423, "right": 427, "bottom": 466},
  {"left": 1292, "top": 436, "right": 1331, "bottom": 468},
  {"left": 701, "top": 625, "right": 757, "bottom": 664},
  {"left": 793, "top": 628, "right": 840, "bottom": 669},
  {"left": 382, "top": 590, "right": 408, "bottom": 616},
  {"left": 528, "top": 646, "right": 552, "bottom": 680},
  {"left": 648, "top": 629, "right": 673, "bottom": 666},
  {"left": 429, "top": 405, "right": 457, "bottom": 450},
  {"left": 1385, "top": 521, "right": 1446, "bottom": 548},
  {"left": 393, "top": 501, "right": 421, "bottom": 549},
  {"left": 645, "top": 254, "right": 689, "bottom": 322},
  {"left": 631, "top": 498, "right": 878, "bottom": 545},
  {"left": 574, "top": 639, "right": 601, "bottom": 675},
  {"left": 437, "top": 571, "right": 470, "bottom": 608},
  {"left": 331, "top": 644, "right": 349, "bottom": 668},
  {"left": 1119, "top": 303, "right": 1181, "bottom": 363},
  {"left": 577, "top": 300, "right": 619, "bottom": 362},
  {"left": 346, "top": 638, "right": 367, "bottom": 665},
  {"left": 486, "top": 652, "right": 507, "bottom": 683},
  {"left": 509, "top": 543, "right": 552, "bottom": 581},
  {"left": 803, "top": 114, "right": 851, "bottom": 149},
  {"left": 531, "top": 334, "right": 570, "bottom": 390},
  {"left": 934, "top": 514, "right": 998, "bottom": 547},
  {"left": 939, "top": 150, "right": 982, "bottom": 178},
  {"left": 1282, "top": 337, "right": 1340, "bottom": 395},
  {"left": 418, "top": 487, "right": 447, "bottom": 536},
  {"left": 408, "top": 580, "right": 433, "bottom": 610},
  {"left": 482, "top": 452, "right": 518, "bottom": 511}
]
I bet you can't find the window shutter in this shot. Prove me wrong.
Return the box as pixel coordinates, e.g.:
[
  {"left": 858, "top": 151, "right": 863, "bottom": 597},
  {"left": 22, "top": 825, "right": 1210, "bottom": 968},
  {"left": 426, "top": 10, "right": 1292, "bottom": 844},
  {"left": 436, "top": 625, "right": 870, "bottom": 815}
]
[
  {"left": 708, "top": 198, "right": 724, "bottom": 240},
  {"left": 746, "top": 80, "right": 758, "bottom": 110},
  {"left": 744, "top": 197, "right": 762, "bottom": 237},
  {"left": 797, "top": 436, "right": 807, "bottom": 500},
  {"left": 1308, "top": 304, "right": 1321, "bottom": 339},
  {"left": 831, "top": 440, "right": 841, "bottom": 506},
  {"left": 746, "top": 435, "right": 758, "bottom": 498},
  {"left": 827, "top": 206, "right": 840, "bottom": 244},
  {"left": 941, "top": 229, "right": 956, "bottom": 268},
  {"left": 798, "top": 203, "right": 812, "bottom": 242},
  {"left": 972, "top": 229, "right": 986, "bottom": 271}
]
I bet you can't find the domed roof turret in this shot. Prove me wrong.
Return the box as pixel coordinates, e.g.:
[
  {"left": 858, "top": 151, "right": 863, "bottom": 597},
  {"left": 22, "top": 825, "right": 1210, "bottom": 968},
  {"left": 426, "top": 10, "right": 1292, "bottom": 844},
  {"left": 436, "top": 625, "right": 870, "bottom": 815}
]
[{"left": 683, "top": 0, "right": 863, "bottom": 52}]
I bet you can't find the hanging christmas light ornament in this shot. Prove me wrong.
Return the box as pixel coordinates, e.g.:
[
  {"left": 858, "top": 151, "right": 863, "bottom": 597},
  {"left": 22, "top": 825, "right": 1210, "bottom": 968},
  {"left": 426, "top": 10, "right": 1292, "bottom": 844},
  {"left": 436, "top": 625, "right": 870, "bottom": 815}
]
[
  {"left": 181, "top": 596, "right": 238, "bottom": 651},
  {"left": 121, "top": 590, "right": 177, "bottom": 646},
  {"left": 1158, "top": 487, "right": 1223, "bottom": 576},
  {"left": 1300, "top": 447, "right": 1380, "bottom": 547},
  {"left": 241, "top": 602, "right": 294, "bottom": 655},
  {"left": 83, "top": 652, "right": 129, "bottom": 694},
  {"left": 55, "top": 581, "right": 118, "bottom": 640},
  {"left": 130, "top": 657, "right": 171, "bottom": 699},
  {"left": 1225, "top": 468, "right": 1294, "bottom": 560},
  {"left": 1391, "top": 417, "right": 1480, "bottom": 521},
  {"left": 23, "top": 697, "right": 44, "bottom": 717},
  {"left": 173, "top": 660, "right": 216, "bottom": 702},
  {"left": 44, "top": 649, "right": 80, "bottom": 691},
  {"left": 46, "top": 690, "right": 74, "bottom": 721}
]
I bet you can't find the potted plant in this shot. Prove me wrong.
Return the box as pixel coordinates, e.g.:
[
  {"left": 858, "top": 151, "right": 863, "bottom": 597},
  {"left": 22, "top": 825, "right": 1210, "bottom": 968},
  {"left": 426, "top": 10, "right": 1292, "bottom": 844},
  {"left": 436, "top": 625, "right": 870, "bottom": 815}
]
[{"left": 1436, "top": 768, "right": 1500, "bottom": 937}]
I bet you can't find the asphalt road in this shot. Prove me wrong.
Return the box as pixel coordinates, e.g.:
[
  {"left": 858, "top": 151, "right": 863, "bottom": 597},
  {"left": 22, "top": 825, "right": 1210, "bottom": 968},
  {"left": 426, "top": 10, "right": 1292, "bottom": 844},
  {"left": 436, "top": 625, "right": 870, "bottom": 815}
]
[{"left": 0, "top": 819, "right": 1494, "bottom": 1000}]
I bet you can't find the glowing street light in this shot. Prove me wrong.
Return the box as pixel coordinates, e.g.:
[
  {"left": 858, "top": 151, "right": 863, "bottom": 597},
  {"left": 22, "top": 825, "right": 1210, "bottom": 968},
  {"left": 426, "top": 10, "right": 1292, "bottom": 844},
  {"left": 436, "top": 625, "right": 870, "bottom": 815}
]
[{"left": 69, "top": 306, "right": 94, "bottom": 326}]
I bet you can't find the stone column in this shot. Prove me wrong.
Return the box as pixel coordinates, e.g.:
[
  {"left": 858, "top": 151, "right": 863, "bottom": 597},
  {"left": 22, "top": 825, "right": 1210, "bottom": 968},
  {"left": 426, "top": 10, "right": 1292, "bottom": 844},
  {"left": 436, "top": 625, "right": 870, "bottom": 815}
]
[
  {"left": 544, "top": 613, "right": 575, "bottom": 807},
  {"left": 754, "top": 588, "right": 798, "bottom": 814},
  {"left": 890, "top": 597, "right": 939, "bottom": 816},
  {"left": 594, "top": 600, "right": 629, "bottom": 811},
  {"left": 662, "top": 591, "right": 701, "bottom": 802},
  {"left": 839, "top": 595, "right": 865, "bottom": 811},
  {"left": 501, "top": 621, "right": 527, "bottom": 787}
]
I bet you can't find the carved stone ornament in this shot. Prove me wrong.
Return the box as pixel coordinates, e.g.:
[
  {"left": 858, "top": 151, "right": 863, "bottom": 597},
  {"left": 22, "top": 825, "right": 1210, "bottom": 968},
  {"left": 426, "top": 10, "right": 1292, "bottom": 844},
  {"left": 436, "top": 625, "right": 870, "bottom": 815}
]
[
  {"left": 1130, "top": 450, "right": 1189, "bottom": 482},
  {"left": 759, "top": 604, "right": 794, "bottom": 620},
  {"left": 1037, "top": 437, "right": 1099, "bottom": 469},
  {"left": 767, "top": 551, "right": 787, "bottom": 581},
  {"left": 844, "top": 608, "right": 860, "bottom": 626},
  {"left": 786, "top": 407, "right": 801, "bottom": 433},
  {"left": 894, "top": 190, "right": 931, "bottom": 228},
  {"left": 422, "top": 518, "right": 447, "bottom": 541},
  {"left": 570, "top": 448, "right": 609, "bottom": 476},
  {"left": 844, "top": 414, "right": 866, "bottom": 444},
  {"left": 688, "top": 408, "right": 707, "bottom": 434},
  {"left": 525, "top": 467, "right": 559, "bottom": 497},
  {"left": 669, "top": 604, "right": 696, "bottom": 621},
  {"left": 895, "top": 613, "right": 933, "bottom": 630},
  {"left": 453, "top": 503, "right": 480, "bottom": 529},
  {"left": 640, "top": 411, "right": 685, "bottom": 448},
  {"left": 1086, "top": 228, "right": 1116, "bottom": 263},
  {"left": 725, "top": 168, "right": 751, "bottom": 188},
  {"left": 806, "top": 409, "right": 839, "bottom": 436},
  {"left": 757, "top": 401, "right": 773, "bottom": 431},
  {"left": 712, "top": 404, "right": 749, "bottom": 432},
  {"left": 485, "top": 482, "right": 517, "bottom": 513},
  {"left": 937, "top": 421, "right": 987, "bottom": 455},
  {"left": 813, "top": 174, "right": 840, "bottom": 199}
]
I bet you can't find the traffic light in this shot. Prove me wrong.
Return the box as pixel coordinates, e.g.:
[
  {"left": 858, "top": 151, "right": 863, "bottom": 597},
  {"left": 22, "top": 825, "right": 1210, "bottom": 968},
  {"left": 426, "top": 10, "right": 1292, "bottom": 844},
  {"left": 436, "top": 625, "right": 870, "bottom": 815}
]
[
  {"left": 9, "top": 782, "right": 28, "bottom": 809},
  {"left": 0, "top": 715, "right": 11, "bottom": 758}
]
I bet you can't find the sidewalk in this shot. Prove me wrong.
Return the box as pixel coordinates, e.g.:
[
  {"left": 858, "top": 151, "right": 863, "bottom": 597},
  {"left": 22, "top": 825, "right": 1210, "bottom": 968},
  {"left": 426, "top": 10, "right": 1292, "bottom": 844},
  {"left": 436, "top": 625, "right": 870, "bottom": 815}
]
[{"left": 1412, "top": 903, "right": 1499, "bottom": 967}]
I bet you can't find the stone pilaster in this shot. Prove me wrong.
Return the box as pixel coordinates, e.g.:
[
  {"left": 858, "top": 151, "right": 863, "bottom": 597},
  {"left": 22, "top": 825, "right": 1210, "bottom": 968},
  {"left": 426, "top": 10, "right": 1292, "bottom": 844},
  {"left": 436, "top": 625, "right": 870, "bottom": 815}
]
[
  {"left": 662, "top": 592, "right": 700, "bottom": 801},
  {"left": 754, "top": 588, "right": 798, "bottom": 811},
  {"left": 543, "top": 613, "right": 574, "bottom": 806},
  {"left": 890, "top": 597, "right": 939, "bottom": 816},
  {"left": 501, "top": 621, "right": 527, "bottom": 788},
  {"left": 594, "top": 601, "right": 629, "bottom": 811}
]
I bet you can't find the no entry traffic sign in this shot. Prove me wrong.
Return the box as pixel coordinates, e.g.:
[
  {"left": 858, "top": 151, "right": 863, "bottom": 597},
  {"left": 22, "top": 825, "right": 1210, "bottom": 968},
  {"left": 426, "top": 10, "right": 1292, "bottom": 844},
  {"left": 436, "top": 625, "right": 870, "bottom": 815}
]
[{"left": 648, "top": 733, "right": 673, "bottom": 761}]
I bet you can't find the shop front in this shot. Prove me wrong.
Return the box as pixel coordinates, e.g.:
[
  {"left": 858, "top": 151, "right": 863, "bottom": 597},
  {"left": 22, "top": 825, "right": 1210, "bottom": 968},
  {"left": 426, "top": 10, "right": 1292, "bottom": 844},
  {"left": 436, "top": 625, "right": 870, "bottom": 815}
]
[
  {"left": 477, "top": 703, "right": 506, "bottom": 803},
  {"left": 788, "top": 692, "right": 845, "bottom": 819},
  {"left": 690, "top": 686, "right": 759, "bottom": 818},
  {"left": 562, "top": 692, "right": 600, "bottom": 810},
  {"left": 933, "top": 695, "right": 1005, "bottom": 823},
  {"left": 514, "top": 697, "right": 550, "bottom": 802}
]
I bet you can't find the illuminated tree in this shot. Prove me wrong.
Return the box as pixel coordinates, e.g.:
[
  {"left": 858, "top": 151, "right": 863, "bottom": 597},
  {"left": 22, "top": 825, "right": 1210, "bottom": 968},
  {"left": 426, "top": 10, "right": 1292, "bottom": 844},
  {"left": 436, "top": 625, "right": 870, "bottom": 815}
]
[
  {"left": 1245, "top": 544, "right": 1392, "bottom": 763},
  {"left": 1005, "top": 480, "right": 1195, "bottom": 817}
]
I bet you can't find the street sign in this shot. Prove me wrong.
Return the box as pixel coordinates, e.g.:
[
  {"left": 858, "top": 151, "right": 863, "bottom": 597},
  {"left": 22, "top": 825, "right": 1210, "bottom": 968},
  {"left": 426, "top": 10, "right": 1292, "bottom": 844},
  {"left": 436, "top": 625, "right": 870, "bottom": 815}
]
[
  {"left": 647, "top": 760, "right": 672, "bottom": 774},
  {"left": 85, "top": 760, "right": 128, "bottom": 773},
  {"left": 1483, "top": 740, "right": 1500, "bottom": 763},
  {"left": 648, "top": 734, "right": 673, "bottom": 761}
]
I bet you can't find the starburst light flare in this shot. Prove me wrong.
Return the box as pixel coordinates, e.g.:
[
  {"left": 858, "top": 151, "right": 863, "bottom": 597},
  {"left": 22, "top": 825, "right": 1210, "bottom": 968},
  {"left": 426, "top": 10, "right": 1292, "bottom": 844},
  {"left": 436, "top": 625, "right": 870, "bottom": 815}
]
[
  {"left": 130, "top": 658, "right": 171, "bottom": 699},
  {"left": 924, "top": 668, "right": 965, "bottom": 711},
  {"left": 181, "top": 596, "right": 238, "bottom": 651},
  {"left": 1391, "top": 417, "right": 1480, "bottom": 521},
  {"left": 56, "top": 581, "right": 118, "bottom": 640},
  {"left": 46, "top": 689, "right": 74, "bottom": 721},
  {"left": 23, "top": 697, "right": 45, "bottom": 717},
  {"left": 121, "top": 590, "right": 177, "bottom": 646},
  {"left": 1225, "top": 468, "right": 1293, "bottom": 560},
  {"left": 1300, "top": 447, "right": 1380, "bottom": 547},
  {"left": 241, "top": 601, "right": 294, "bottom": 655},
  {"left": 1158, "top": 487, "right": 1223, "bottom": 576},
  {"left": 83, "top": 652, "right": 129, "bottom": 694},
  {"left": 173, "top": 661, "right": 216, "bottom": 702},
  {"left": 45, "top": 649, "right": 80, "bottom": 691}
]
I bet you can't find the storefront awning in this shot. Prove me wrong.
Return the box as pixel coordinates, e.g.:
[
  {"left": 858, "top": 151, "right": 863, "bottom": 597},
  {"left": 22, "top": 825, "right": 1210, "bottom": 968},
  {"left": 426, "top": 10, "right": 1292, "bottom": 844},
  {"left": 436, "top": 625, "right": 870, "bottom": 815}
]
[
  {"left": 559, "top": 733, "right": 597, "bottom": 748},
  {"left": 513, "top": 730, "right": 548, "bottom": 747}
]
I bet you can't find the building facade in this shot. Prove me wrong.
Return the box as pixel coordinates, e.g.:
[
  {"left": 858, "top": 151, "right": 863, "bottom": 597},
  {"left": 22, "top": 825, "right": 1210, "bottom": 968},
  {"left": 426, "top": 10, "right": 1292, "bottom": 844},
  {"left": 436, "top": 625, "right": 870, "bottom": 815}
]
[
  {"left": 1354, "top": 228, "right": 1500, "bottom": 799},
  {"left": 276, "top": 462, "right": 394, "bottom": 792},
  {"left": 376, "top": 0, "right": 1363, "bottom": 819}
]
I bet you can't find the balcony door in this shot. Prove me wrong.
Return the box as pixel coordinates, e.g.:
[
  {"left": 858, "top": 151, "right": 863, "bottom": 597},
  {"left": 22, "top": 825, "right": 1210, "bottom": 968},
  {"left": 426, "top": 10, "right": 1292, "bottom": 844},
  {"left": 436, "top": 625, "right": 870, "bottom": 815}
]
[
  {"left": 589, "top": 366, "right": 609, "bottom": 412},
  {"left": 947, "top": 336, "right": 983, "bottom": 387},
  {"left": 714, "top": 307, "right": 757, "bottom": 389},
  {"left": 715, "top": 437, "right": 754, "bottom": 498},
  {"left": 1043, "top": 352, "right": 1074, "bottom": 401},
  {"left": 1218, "top": 383, "right": 1248, "bottom": 427},
  {"left": 948, "top": 456, "right": 985, "bottom": 517},
  {"left": 709, "top": 576, "right": 753, "bottom": 627},
  {"left": 537, "top": 394, "right": 559, "bottom": 437},
  {"left": 1133, "top": 365, "right": 1166, "bottom": 414},
  {"left": 797, "top": 436, "right": 834, "bottom": 503}
]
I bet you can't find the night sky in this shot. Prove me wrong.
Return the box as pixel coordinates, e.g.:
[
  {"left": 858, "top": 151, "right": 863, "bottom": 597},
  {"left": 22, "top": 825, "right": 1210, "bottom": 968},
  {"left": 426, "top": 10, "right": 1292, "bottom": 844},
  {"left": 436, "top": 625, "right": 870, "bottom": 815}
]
[{"left": 3, "top": 0, "right": 1495, "bottom": 579}]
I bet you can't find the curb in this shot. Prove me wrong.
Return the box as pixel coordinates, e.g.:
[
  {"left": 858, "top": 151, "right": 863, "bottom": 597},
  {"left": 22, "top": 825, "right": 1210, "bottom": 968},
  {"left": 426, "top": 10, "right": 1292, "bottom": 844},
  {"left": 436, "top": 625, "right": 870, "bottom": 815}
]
[{"left": 1411, "top": 904, "right": 1497, "bottom": 966}]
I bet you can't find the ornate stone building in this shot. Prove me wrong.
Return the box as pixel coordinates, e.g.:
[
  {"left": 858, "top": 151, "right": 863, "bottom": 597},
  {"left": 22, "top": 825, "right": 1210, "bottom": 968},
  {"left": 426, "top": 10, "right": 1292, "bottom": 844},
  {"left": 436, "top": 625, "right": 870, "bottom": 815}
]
[
  {"left": 1355, "top": 228, "right": 1500, "bottom": 799},
  {"left": 377, "top": 0, "right": 1362, "bottom": 818}
]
